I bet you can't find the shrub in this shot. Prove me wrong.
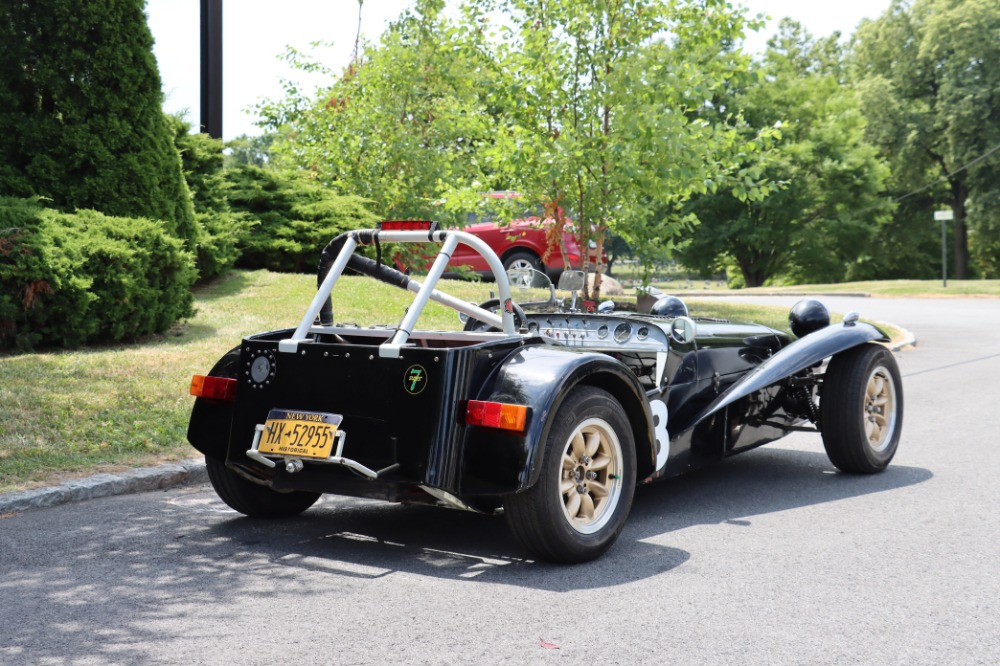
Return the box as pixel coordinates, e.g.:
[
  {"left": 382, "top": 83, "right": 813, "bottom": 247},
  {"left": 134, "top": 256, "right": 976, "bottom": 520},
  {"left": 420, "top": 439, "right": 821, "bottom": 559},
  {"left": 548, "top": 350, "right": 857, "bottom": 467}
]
[
  {"left": 227, "top": 166, "right": 379, "bottom": 273},
  {"left": 0, "top": 1, "right": 196, "bottom": 244},
  {"left": 0, "top": 198, "right": 196, "bottom": 350},
  {"left": 170, "top": 116, "right": 253, "bottom": 281}
]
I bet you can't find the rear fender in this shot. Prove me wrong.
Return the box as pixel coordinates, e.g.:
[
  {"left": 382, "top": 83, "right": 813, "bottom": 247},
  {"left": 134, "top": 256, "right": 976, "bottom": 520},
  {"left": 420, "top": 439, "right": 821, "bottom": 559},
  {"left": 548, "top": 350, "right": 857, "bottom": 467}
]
[
  {"left": 486, "top": 346, "right": 655, "bottom": 492},
  {"left": 187, "top": 346, "right": 241, "bottom": 461},
  {"left": 688, "top": 321, "right": 889, "bottom": 429}
]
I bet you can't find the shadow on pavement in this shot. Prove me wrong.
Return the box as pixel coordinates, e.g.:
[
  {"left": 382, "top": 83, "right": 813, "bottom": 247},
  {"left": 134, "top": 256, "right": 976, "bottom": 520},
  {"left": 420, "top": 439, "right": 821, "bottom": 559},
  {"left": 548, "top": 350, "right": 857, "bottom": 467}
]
[
  {"left": 0, "top": 446, "right": 931, "bottom": 665},
  {"left": 175, "top": 446, "right": 931, "bottom": 591}
]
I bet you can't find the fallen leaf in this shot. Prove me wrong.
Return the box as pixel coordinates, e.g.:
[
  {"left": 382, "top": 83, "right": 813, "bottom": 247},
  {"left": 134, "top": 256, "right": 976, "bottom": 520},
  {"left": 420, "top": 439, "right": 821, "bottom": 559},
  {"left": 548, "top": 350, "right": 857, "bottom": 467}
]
[{"left": 540, "top": 638, "right": 560, "bottom": 650}]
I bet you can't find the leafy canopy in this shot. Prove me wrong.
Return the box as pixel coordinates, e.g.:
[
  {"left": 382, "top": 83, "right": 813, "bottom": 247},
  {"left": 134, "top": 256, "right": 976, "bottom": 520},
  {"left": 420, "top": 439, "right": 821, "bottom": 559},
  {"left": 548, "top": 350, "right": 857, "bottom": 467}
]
[
  {"left": 680, "top": 20, "right": 890, "bottom": 287},
  {"left": 261, "top": 0, "right": 775, "bottom": 296}
]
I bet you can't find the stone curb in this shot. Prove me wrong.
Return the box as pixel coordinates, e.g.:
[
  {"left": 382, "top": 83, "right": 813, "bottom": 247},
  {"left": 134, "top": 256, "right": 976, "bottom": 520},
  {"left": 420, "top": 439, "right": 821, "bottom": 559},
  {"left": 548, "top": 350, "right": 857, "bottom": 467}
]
[
  {"left": 889, "top": 326, "right": 917, "bottom": 351},
  {"left": 0, "top": 458, "right": 207, "bottom": 514}
]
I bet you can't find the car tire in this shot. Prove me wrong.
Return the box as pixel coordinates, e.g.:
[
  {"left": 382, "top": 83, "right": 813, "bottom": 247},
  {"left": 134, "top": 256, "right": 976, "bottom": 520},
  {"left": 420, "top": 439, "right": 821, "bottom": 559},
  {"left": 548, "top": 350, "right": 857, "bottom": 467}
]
[
  {"left": 504, "top": 386, "right": 636, "bottom": 563},
  {"left": 503, "top": 251, "right": 542, "bottom": 275},
  {"left": 820, "top": 344, "right": 903, "bottom": 474},
  {"left": 206, "top": 456, "right": 321, "bottom": 517}
]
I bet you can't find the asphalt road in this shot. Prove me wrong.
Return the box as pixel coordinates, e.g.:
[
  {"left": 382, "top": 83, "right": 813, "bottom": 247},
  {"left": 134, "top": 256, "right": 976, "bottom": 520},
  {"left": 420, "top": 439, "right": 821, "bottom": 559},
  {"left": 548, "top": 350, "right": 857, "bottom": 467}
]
[{"left": 2, "top": 296, "right": 998, "bottom": 665}]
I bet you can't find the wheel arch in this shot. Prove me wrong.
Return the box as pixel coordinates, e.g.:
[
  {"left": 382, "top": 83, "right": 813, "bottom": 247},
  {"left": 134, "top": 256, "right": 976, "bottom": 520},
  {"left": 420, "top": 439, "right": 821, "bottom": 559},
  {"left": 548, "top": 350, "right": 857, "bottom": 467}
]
[
  {"left": 487, "top": 347, "right": 656, "bottom": 492},
  {"left": 500, "top": 246, "right": 543, "bottom": 268},
  {"left": 686, "top": 321, "right": 890, "bottom": 432}
]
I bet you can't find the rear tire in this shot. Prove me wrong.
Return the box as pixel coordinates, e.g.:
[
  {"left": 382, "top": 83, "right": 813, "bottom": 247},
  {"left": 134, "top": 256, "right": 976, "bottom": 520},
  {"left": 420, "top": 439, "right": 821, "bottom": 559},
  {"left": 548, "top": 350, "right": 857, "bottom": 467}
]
[
  {"left": 206, "top": 456, "right": 320, "bottom": 517},
  {"left": 820, "top": 344, "right": 903, "bottom": 473},
  {"left": 504, "top": 387, "right": 636, "bottom": 563}
]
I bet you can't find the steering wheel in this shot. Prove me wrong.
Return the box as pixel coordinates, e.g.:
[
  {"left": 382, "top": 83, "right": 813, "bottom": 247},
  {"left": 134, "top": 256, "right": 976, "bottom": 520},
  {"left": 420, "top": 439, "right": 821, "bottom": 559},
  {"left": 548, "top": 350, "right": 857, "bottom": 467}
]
[{"left": 462, "top": 298, "right": 527, "bottom": 333}]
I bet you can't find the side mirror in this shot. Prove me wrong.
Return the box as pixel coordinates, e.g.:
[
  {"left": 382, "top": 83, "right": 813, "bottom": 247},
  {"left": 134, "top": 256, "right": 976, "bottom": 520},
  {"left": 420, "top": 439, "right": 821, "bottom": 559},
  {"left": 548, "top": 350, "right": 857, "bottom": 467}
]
[{"left": 670, "top": 317, "right": 696, "bottom": 344}]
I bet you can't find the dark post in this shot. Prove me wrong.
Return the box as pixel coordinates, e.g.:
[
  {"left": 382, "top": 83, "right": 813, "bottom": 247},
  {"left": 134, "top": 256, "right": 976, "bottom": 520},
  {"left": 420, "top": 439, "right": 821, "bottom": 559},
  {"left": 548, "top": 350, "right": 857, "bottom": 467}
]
[
  {"left": 200, "top": 0, "right": 223, "bottom": 138},
  {"left": 934, "top": 209, "right": 952, "bottom": 288},
  {"left": 941, "top": 216, "right": 948, "bottom": 288}
]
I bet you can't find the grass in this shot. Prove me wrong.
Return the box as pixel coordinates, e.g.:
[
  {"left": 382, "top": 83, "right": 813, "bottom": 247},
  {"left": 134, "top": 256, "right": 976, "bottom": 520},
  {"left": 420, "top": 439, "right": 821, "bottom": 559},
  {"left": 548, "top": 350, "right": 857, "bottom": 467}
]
[{"left": 0, "top": 269, "right": 916, "bottom": 493}]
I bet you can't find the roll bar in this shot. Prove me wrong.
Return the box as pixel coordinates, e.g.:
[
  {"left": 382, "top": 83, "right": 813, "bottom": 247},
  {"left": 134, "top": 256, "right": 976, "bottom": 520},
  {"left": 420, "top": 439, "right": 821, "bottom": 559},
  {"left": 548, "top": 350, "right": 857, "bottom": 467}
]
[{"left": 277, "top": 226, "right": 519, "bottom": 357}]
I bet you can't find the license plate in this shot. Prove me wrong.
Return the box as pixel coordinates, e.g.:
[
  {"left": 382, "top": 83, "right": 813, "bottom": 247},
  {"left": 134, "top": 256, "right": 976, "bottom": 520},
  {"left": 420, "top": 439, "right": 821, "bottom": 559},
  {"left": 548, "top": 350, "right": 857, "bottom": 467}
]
[{"left": 259, "top": 409, "right": 342, "bottom": 460}]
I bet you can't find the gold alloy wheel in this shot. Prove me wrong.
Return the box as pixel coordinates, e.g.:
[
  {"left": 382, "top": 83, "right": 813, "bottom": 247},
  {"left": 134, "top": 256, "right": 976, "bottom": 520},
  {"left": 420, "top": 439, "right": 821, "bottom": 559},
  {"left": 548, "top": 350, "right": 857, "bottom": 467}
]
[
  {"left": 864, "top": 366, "right": 897, "bottom": 452},
  {"left": 560, "top": 417, "right": 623, "bottom": 534}
]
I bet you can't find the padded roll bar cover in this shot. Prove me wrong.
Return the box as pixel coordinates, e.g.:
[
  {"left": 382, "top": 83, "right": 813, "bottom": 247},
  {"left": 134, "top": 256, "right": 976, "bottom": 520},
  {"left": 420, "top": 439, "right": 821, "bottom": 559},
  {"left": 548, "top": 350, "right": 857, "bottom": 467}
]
[{"left": 316, "top": 232, "right": 411, "bottom": 325}]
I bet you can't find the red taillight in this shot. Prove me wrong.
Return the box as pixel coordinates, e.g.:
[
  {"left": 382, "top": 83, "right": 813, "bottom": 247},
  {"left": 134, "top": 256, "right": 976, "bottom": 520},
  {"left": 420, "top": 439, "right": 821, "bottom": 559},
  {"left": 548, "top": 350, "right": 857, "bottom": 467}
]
[
  {"left": 190, "top": 375, "right": 237, "bottom": 402},
  {"left": 465, "top": 400, "right": 529, "bottom": 432},
  {"left": 378, "top": 220, "right": 439, "bottom": 232}
]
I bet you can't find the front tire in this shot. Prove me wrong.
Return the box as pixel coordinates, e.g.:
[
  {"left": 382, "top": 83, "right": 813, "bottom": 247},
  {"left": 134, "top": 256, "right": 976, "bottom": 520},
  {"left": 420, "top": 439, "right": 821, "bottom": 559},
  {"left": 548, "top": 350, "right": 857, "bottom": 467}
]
[
  {"left": 820, "top": 344, "right": 903, "bottom": 473},
  {"left": 504, "top": 387, "right": 636, "bottom": 563},
  {"left": 206, "top": 456, "right": 321, "bottom": 517}
]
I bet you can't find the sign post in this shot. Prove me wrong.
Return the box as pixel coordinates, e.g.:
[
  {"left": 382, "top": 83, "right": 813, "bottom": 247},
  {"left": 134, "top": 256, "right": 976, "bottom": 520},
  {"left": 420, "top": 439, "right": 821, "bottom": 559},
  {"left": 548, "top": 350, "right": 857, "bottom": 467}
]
[{"left": 934, "top": 210, "right": 953, "bottom": 288}]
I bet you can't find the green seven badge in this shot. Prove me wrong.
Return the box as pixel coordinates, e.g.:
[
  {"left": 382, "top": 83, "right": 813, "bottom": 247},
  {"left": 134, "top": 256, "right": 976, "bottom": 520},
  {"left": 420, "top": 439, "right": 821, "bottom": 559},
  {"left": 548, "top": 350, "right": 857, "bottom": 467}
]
[{"left": 404, "top": 365, "right": 427, "bottom": 395}]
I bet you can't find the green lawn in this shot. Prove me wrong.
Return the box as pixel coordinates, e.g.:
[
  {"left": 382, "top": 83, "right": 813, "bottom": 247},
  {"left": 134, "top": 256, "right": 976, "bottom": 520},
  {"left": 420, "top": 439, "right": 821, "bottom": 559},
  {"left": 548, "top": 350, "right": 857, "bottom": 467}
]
[{"left": 0, "top": 269, "right": 912, "bottom": 493}]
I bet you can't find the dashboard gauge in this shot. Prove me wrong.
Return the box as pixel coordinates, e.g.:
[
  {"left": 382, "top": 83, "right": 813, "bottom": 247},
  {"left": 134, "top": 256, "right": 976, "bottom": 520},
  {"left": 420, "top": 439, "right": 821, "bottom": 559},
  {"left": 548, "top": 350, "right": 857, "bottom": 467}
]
[
  {"left": 636, "top": 326, "right": 649, "bottom": 341},
  {"left": 613, "top": 322, "right": 632, "bottom": 343},
  {"left": 597, "top": 324, "right": 609, "bottom": 339}
]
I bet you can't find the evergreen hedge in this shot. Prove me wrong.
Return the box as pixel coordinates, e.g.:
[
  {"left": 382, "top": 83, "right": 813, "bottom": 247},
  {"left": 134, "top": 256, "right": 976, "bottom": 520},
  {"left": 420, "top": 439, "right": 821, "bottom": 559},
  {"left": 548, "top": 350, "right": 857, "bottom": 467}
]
[
  {"left": 228, "top": 166, "right": 379, "bottom": 273},
  {"left": 170, "top": 117, "right": 253, "bottom": 281},
  {"left": 0, "top": 0, "right": 196, "bottom": 244},
  {"left": 0, "top": 198, "right": 196, "bottom": 350}
]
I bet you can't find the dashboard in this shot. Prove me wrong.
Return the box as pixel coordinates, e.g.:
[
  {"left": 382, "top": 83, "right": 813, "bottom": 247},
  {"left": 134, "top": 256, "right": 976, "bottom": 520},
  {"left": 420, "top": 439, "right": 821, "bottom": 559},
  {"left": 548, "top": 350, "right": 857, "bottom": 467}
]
[{"left": 524, "top": 313, "right": 671, "bottom": 352}]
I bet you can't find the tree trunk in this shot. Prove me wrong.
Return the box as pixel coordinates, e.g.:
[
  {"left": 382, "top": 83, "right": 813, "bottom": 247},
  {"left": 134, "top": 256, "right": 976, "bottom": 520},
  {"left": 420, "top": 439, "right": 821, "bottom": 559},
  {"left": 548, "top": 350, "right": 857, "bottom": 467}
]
[
  {"left": 590, "top": 232, "right": 605, "bottom": 302},
  {"left": 738, "top": 259, "right": 766, "bottom": 288},
  {"left": 951, "top": 181, "right": 969, "bottom": 279}
]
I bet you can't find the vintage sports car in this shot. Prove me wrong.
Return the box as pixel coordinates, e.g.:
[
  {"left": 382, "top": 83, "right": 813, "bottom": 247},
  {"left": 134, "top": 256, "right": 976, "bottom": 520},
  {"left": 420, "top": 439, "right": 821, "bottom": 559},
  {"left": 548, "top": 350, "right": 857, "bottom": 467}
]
[{"left": 187, "top": 221, "right": 904, "bottom": 563}]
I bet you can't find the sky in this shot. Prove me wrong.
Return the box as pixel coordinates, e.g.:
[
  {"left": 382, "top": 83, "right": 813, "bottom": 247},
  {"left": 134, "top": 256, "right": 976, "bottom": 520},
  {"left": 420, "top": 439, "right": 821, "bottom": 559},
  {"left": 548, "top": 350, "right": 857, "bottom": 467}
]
[{"left": 146, "top": 0, "right": 892, "bottom": 141}]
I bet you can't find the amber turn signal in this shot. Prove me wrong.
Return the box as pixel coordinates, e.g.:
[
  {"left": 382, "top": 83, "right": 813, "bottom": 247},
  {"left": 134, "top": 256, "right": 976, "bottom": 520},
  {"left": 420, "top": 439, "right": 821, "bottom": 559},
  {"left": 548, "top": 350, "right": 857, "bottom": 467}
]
[{"left": 190, "top": 375, "right": 237, "bottom": 402}]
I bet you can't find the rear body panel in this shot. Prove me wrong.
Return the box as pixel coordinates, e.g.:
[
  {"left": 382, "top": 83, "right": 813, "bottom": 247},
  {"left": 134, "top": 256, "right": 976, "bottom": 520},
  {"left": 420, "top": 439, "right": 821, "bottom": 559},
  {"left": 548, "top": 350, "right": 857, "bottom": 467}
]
[{"left": 222, "top": 329, "right": 530, "bottom": 501}]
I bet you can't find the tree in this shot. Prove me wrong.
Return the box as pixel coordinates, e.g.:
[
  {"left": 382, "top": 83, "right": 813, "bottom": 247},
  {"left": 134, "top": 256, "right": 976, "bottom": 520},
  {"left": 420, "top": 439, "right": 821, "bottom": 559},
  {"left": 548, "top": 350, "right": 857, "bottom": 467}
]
[
  {"left": 0, "top": 0, "right": 195, "bottom": 243},
  {"left": 461, "top": 0, "right": 773, "bottom": 298},
  {"left": 226, "top": 133, "right": 277, "bottom": 168},
  {"left": 258, "top": 0, "right": 495, "bottom": 223},
  {"left": 261, "top": 0, "right": 772, "bottom": 299},
  {"left": 852, "top": 0, "right": 1000, "bottom": 279},
  {"left": 680, "top": 21, "right": 890, "bottom": 287}
]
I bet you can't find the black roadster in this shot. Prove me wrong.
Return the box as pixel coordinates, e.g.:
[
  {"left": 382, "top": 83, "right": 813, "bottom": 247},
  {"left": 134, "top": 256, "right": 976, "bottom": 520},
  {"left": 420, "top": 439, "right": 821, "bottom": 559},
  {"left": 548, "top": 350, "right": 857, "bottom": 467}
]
[{"left": 188, "top": 222, "right": 903, "bottom": 563}]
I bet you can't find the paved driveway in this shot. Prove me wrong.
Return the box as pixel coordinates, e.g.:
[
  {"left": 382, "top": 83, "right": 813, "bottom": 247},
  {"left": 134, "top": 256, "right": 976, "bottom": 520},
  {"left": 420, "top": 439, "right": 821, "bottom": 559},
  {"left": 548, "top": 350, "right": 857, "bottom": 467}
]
[{"left": 1, "top": 296, "right": 998, "bottom": 665}]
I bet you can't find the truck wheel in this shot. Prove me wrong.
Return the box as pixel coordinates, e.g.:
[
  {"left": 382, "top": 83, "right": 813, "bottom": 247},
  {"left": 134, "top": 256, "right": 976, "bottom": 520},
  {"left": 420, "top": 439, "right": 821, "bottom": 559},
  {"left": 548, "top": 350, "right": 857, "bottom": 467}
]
[
  {"left": 504, "top": 386, "right": 636, "bottom": 563},
  {"left": 206, "top": 456, "right": 320, "bottom": 517},
  {"left": 820, "top": 344, "right": 903, "bottom": 474}
]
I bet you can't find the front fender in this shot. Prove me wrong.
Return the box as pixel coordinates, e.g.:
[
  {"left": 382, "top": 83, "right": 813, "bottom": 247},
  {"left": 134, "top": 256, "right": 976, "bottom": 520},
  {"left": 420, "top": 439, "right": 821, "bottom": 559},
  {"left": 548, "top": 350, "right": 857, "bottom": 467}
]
[
  {"left": 483, "top": 346, "right": 654, "bottom": 492},
  {"left": 689, "top": 321, "right": 889, "bottom": 429},
  {"left": 186, "top": 346, "right": 241, "bottom": 461}
]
